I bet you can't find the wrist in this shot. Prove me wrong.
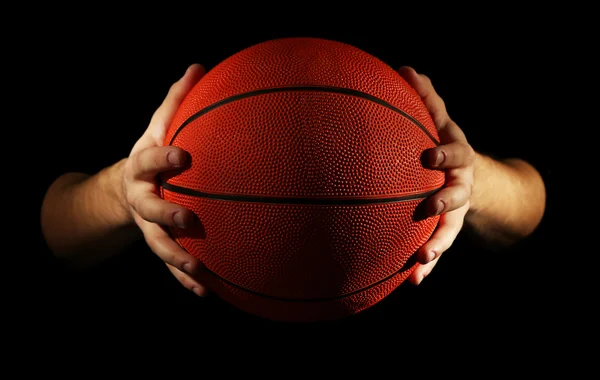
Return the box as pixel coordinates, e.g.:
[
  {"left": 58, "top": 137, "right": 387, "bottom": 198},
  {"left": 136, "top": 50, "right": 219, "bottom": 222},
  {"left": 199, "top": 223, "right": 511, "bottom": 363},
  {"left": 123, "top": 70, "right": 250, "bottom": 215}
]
[
  {"left": 103, "top": 158, "right": 134, "bottom": 227},
  {"left": 464, "top": 151, "right": 545, "bottom": 245},
  {"left": 467, "top": 152, "right": 490, "bottom": 215},
  {"left": 466, "top": 152, "right": 516, "bottom": 218}
]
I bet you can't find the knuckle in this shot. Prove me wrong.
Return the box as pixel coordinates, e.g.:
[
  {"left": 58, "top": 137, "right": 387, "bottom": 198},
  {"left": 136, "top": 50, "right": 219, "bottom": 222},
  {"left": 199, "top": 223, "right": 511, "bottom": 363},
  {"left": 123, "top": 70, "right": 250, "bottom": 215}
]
[
  {"left": 161, "top": 243, "right": 181, "bottom": 267},
  {"left": 168, "top": 80, "right": 183, "bottom": 96},
  {"left": 433, "top": 112, "right": 447, "bottom": 128},
  {"left": 420, "top": 73, "right": 432, "bottom": 85},
  {"left": 448, "top": 187, "right": 461, "bottom": 203},
  {"left": 459, "top": 184, "right": 471, "bottom": 202},
  {"left": 464, "top": 143, "right": 476, "bottom": 163},
  {"left": 125, "top": 191, "right": 136, "bottom": 208},
  {"left": 438, "top": 96, "right": 446, "bottom": 108},
  {"left": 133, "top": 152, "right": 145, "bottom": 174},
  {"left": 152, "top": 235, "right": 178, "bottom": 265},
  {"left": 123, "top": 160, "right": 135, "bottom": 181},
  {"left": 463, "top": 180, "right": 474, "bottom": 199},
  {"left": 129, "top": 194, "right": 143, "bottom": 214},
  {"left": 448, "top": 182, "right": 467, "bottom": 204}
]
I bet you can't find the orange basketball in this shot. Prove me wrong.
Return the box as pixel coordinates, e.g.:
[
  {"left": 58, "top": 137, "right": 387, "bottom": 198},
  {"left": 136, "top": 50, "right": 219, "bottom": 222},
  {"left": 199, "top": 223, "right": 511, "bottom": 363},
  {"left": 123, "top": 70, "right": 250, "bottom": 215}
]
[{"left": 159, "top": 37, "right": 444, "bottom": 322}]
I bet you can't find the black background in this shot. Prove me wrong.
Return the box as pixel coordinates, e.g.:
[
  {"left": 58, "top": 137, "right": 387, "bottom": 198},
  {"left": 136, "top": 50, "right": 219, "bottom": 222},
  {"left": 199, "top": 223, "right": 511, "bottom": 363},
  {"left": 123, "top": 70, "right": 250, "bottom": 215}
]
[{"left": 7, "top": 10, "right": 586, "bottom": 350}]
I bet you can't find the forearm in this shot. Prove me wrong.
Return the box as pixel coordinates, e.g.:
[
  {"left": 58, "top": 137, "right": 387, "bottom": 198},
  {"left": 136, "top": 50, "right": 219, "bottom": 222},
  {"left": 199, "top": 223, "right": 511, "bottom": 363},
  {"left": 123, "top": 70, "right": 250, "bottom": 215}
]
[
  {"left": 40, "top": 158, "right": 142, "bottom": 269},
  {"left": 465, "top": 152, "right": 546, "bottom": 247}
]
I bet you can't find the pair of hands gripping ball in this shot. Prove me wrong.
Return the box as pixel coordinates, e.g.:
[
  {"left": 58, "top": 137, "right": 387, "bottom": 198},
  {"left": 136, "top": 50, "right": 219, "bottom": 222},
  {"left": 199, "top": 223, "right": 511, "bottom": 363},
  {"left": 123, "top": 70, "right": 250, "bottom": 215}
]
[{"left": 121, "top": 64, "right": 475, "bottom": 297}]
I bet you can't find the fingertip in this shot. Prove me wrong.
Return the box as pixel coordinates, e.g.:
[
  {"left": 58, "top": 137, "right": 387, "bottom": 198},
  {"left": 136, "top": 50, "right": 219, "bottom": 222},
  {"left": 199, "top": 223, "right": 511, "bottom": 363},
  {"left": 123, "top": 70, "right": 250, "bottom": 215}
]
[
  {"left": 166, "top": 148, "right": 189, "bottom": 167},
  {"left": 185, "top": 63, "right": 206, "bottom": 79},
  {"left": 192, "top": 286, "right": 210, "bottom": 297},
  {"left": 182, "top": 260, "right": 200, "bottom": 276},
  {"left": 408, "top": 267, "right": 424, "bottom": 286},
  {"left": 173, "top": 64, "right": 206, "bottom": 91},
  {"left": 421, "top": 147, "right": 443, "bottom": 170},
  {"left": 398, "top": 65, "right": 416, "bottom": 75},
  {"left": 184, "top": 257, "right": 209, "bottom": 280},
  {"left": 419, "top": 270, "right": 431, "bottom": 283},
  {"left": 430, "top": 148, "right": 446, "bottom": 168},
  {"left": 428, "top": 198, "right": 446, "bottom": 217},
  {"left": 416, "top": 248, "right": 436, "bottom": 265},
  {"left": 173, "top": 209, "right": 198, "bottom": 229},
  {"left": 412, "top": 266, "right": 432, "bottom": 286},
  {"left": 398, "top": 66, "right": 421, "bottom": 84}
]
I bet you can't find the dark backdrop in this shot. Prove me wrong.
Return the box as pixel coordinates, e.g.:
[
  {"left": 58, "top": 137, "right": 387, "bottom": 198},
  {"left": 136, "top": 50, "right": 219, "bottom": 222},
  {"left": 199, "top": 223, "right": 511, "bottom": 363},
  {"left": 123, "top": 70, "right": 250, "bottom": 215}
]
[{"left": 10, "top": 14, "right": 580, "bottom": 346}]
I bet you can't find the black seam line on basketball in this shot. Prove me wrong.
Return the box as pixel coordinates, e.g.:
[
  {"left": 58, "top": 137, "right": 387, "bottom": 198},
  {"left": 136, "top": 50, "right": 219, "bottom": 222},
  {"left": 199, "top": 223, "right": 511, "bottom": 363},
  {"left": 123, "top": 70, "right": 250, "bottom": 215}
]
[
  {"left": 198, "top": 254, "right": 417, "bottom": 303},
  {"left": 161, "top": 181, "right": 441, "bottom": 205},
  {"left": 167, "top": 85, "right": 441, "bottom": 146}
]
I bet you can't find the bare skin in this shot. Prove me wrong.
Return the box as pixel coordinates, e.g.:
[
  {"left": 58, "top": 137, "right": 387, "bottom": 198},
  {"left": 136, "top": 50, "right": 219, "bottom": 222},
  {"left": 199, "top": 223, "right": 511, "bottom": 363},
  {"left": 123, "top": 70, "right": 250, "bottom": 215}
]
[
  {"left": 40, "top": 64, "right": 546, "bottom": 296},
  {"left": 397, "top": 66, "right": 545, "bottom": 284}
]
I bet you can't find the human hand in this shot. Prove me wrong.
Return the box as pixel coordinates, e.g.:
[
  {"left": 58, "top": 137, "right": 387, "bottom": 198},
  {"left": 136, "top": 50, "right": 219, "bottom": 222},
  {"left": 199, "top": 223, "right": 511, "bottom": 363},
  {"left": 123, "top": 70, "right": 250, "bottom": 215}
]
[
  {"left": 122, "top": 63, "right": 210, "bottom": 296},
  {"left": 397, "top": 66, "right": 475, "bottom": 286}
]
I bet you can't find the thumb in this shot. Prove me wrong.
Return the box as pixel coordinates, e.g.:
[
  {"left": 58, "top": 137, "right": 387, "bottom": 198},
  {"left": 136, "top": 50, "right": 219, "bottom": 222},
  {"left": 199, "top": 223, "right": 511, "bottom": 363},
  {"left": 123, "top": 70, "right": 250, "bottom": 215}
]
[{"left": 148, "top": 63, "right": 206, "bottom": 144}]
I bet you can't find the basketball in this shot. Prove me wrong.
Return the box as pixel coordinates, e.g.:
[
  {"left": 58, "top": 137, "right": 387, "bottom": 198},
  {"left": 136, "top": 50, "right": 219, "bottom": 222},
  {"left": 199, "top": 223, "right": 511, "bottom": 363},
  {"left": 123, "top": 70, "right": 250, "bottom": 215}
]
[{"left": 159, "top": 37, "right": 445, "bottom": 322}]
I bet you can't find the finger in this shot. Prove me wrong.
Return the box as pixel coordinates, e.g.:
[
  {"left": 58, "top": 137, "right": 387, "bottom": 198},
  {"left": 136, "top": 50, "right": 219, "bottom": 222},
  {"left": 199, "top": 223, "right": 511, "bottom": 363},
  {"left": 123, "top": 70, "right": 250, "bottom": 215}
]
[
  {"left": 130, "top": 191, "right": 196, "bottom": 229},
  {"left": 398, "top": 66, "right": 449, "bottom": 128},
  {"left": 148, "top": 63, "right": 206, "bottom": 142},
  {"left": 166, "top": 263, "right": 210, "bottom": 297},
  {"left": 408, "top": 257, "right": 440, "bottom": 285},
  {"left": 128, "top": 145, "right": 189, "bottom": 182},
  {"left": 425, "top": 141, "right": 475, "bottom": 169},
  {"left": 142, "top": 223, "right": 204, "bottom": 276},
  {"left": 416, "top": 204, "right": 468, "bottom": 264},
  {"left": 437, "top": 118, "right": 469, "bottom": 144},
  {"left": 426, "top": 179, "right": 472, "bottom": 217},
  {"left": 161, "top": 64, "right": 206, "bottom": 119}
]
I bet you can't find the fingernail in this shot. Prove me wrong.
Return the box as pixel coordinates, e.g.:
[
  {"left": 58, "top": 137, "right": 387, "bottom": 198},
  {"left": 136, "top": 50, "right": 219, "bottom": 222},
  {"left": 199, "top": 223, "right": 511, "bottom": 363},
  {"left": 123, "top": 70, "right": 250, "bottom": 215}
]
[
  {"left": 167, "top": 150, "right": 184, "bottom": 166},
  {"left": 433, "top": 200, "right": 445, "bottom": 216},
  {"left": 173, "top": 211, "right": 187, "bottom": 228},
  {"left": 183, "top": 262, "right": 194, "bottom": 275},
  {"left": 434, "top": 150, "right": 445, "bottom": 167},
  {"left": 426, "top": 250, "right": 437, "bottom": 263},
  {"left": 192, "top": 287, "right": 207, "bottom": 297}
]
